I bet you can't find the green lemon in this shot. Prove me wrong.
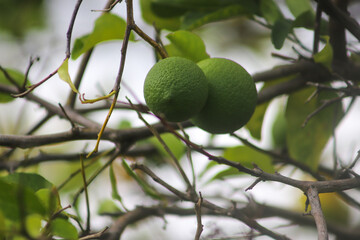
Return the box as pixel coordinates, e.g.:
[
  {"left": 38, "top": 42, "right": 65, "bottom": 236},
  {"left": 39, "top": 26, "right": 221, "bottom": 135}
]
[
  {"left": 191, "top": 58, "right": 257, "bottom": 134},
  {"left": 143, "top": 57, "right": 208, "bottom": 122}
]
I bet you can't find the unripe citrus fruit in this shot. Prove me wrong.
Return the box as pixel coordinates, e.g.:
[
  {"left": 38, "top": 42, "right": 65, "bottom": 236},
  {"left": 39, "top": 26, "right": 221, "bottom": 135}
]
[
  {"left": 191, "top": 58, "right": 257, "bottom": 134},
  {"left": 143, "top": 57, "right": 208, "bottom": 122}
]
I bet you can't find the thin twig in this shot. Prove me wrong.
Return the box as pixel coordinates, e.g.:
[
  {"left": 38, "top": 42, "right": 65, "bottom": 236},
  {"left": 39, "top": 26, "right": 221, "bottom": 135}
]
[
  {"left": 133, "top": 24, "right": 168, "bottom": 59},
  {"left": 91, "top": 0, "right": 121, "bottom": 12},
  {"left": 12, "top": 66, "right": 59, "bottom": 98},
  {"left": 302, "top": 95, "right": 344, "bottom": 127},
  {"left": 87, "top": 0, "right": 134, "bottom": 157},
  {"left": 66, "top": 0, "right": 83, "bottom": 58},
  {"left": 23, "top": 56, "right": 40, "bottom": 89},
  {"left": 231, "top": 134, "right": 325, "bottom": 180},
  {"left": 306, "top": 187, "right": 329, "bottom": 240},
  {"left": 79, "top": 227, "right": 109, "bottom": 240},
  {"left": 80, "top": 155, "right": 91, "bottom": 233},
  {"left": 129, "top": 98, "right": 195, "bottom": 198},
  {"left": 0, "top": 65, "right": 21, "bottom": 88},
  {"left": 59, "top": 103, "right": 76, "bottom": 128},
  {"left": 194, "top": 192, "right": 204, "bottom": 240},
  {"left": 67, "top": 0, "right": 118, "bottom": 108},
  {"left": 313, "top": 2, "right": 323, "bottom": 54},
  {"left": 246, "top": 178, "right": 263, "bottom": 191},
  {"left": 132, "top": 163, "right": 189, "bottom": 200},
  {"left": 72, "top": 148, "right": 123, "bottom": 206}
]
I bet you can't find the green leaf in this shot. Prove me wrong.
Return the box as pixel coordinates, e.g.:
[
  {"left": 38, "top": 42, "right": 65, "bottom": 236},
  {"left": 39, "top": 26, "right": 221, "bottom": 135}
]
[
  {"left": 25, "top": 214, "right": 42, "bottom": 238},
  {"left": 181, "top": 3, "right": 257, "bottom": 30},
  {"left": 223, "top": 146, "right": 275, "bottom": 173},
  {"left": 150, "top": 0, "right": 251, "bottom": 10},
  {"left": 165, "top": 30, "right": 209, "bottom": 62},
  {"left": 118, "top": 119, "right": 132, "bottom": 129},
  {"left": 2, "top": 172, "right": 53, "bottom": 192},
  {"left": 207, "top": 145, "right": 274, "bottom": 182},
  {"left": 0, "top": 68, "right": 28, "bottom": 103},
  {"left": 149, "top": 133, "right": 186, "bottom": 160},
  {"left": 0, "top": 0, "right": 46, "bottom": 38},
  {"left": 109, "top": 164, "right": 123, "bottom": 204},
  {"left": 285, "top": 87, "right": 343, "bottom": 170},
  {"left": 50, "top": 218, "right": 78, "bottom": 240},
  {"left": 271, "top": 106, "right": 287, "bottom": 149},
  {"left": 285, "top": 0, "right": 313, "bottom": 18},
  {"left": 72, "top": 13, "right": 134, "bottom": 60},
  {"left": 246, "top": 102, "right": 269, "bottom": 140},
  {"left": 97, "top": 199, "right": 121, "bottom": 215},
  {"left": 260, "top": 0, "right": 283, "bottom": 25},
  {"left": 58, "top": 59, "right": 79, "bottom": 93},
  {"left": 121, "top": 159, "right": 162, "bottom": 200},
  {"left": 150, "top": 2, "right": 187, "bottom": 18},
  {"left": 246, "top": 73, "right": 297, "bottom": 139},
  {"left": 0, "top": 178, "right": 46, "bottom": 221},
  {"left": 313, "top": 36, "right": 333, "bottom": 70},
  {"left": 0, "top": 211, "right": 6, "bottom": 233},
  {"left": 140, "top": 0, "right": 181, "bottom": 31},
  {"left": 208, "top": 167, "right": 240, "bottom": 182},
  {"left": 271, "top": 19, "right": 293, "bottom": 49},
  {"left": 199, "top": 161, "right": 217, "bottom": 178},
  {"left": 292, "top": 10, "right": 315, "bottom": 29},
  {"left": 36, "top": 188, "right": 61, "bottom": 217}
]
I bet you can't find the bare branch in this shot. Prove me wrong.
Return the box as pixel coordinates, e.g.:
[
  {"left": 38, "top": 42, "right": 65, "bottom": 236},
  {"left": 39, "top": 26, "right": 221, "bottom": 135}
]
[
  {"left": 306, "top": 187, "right": 329, "bottom": 240},
  {"left": 194, "top": 192, "right": 204, "bottom": 240},
  {"left": 66, "top": 0, "right": 83, "bottom": 58},
  {"left": 315, "top": 0, "right": 360, "bottom": 41}
]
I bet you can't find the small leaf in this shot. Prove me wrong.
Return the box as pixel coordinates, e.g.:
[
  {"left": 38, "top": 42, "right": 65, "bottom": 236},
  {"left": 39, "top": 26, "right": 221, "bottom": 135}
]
[
  {"left": 149, "top": 0, "right": 252, "bottom": 10},
  {"left": 207, "top": 145, "right": 274, "bottom": 182},
  {"left": 223, "top": 146, "right": 275, "bottom": 173},
  {"left": 286, "top": 87, "right": 343, "bottom": 170},
  {"left": 199, "top": 161, "right": 217, "bottom": 178},
  {"left": 118, "top": 119, "right": 132, "bottom": 129},
  {"left": 313, "top": 36, "right": 333, "bottom": 70},
  {"left": 109, "top": 164, "right": 123, "bottom": 204},
  {"left": 246, "top": 73, "right": 297, "bottom": 139},
  {"left": 3, "top": 172, "right": 53, "bottom": 192},
  {"left": 149, "top": 133, "right": 186, "bottom": 160},
  {"left": 271, "top": 107, "right": 287, "bottom": 149},
  {"left": 165, "top": 30, "right": 209, "bottom": 62},
  {"left": 208, "top": 168, "right": 240, "bottom": 182},
  {"left": 181, "top": 3, "right": 257, "bottom": 30},
  {"left": 292, "top": 10, "right": 315, "bottom": 29},
  {"left": 36, "top": 188, "right": 61, "bottom": 217},
  {"left": 0, "top": 68, "right": 28, "bottom": 103},
  {"left": 246, "top": 102, "right": 269, "bottom": 140},
  {"left": 285, "top": 0, "right": 313, "bottom": 18},
  {"left": 260, "top": 0, "right": 283, "bottom": 25},
  {"left": 72, "top": 13, "right": 134, "bottom": 60},
  {"left": 50, "top": 218, "right": 78, "bottom": 240},
  {"left": 271, "top": 19, "right": 293, "bottom": 49},
  {"left": 58, "top": 59, "right": 79, "bottom": 93},
  {"left": 0, "top": 178, "right": 46, "bottom": 221},
  {"left": 121, "top": 159, "right": 162, "bottom": 200},
  {"left": 25, "top": 214, "right": 42, "bottom": 238},
  {"left": 150, "top": 2, "right": 187, "bottom": 18},
  {"left": 0, "top": 211, "right": 6, "bottom": 233},
  {"left": 97, "top": 199, "right": 121, "bottom": 215},
  {"left": 140, "top": 0, "right": 181, "bottom": 31}
]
